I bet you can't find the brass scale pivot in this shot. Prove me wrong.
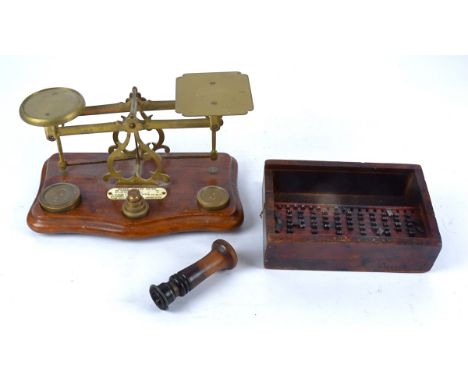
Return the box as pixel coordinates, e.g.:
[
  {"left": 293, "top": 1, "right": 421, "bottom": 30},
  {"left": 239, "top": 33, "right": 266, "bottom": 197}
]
[{"left": 19, "top": 72, "right": 253, "bottom": 215}]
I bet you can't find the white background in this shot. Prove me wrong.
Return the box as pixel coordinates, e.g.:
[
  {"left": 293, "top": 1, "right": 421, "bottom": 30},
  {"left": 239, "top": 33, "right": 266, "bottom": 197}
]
[{"left": 1, "top": 1, "right": 468, "bottom": 381}]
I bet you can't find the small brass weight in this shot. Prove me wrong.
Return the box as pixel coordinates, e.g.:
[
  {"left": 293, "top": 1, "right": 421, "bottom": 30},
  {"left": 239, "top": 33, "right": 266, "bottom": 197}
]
[{"left": 20, "top": 72, "right": 253, "bottom": 237}]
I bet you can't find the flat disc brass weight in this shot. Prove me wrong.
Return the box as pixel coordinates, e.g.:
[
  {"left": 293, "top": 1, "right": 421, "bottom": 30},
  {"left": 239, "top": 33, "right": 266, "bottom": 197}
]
[
  {"left": 39, "top": 183, "right": 81, "bottom": 213},
  {"left": 197, "top": 186, "right": 230, "bottom": 211}
]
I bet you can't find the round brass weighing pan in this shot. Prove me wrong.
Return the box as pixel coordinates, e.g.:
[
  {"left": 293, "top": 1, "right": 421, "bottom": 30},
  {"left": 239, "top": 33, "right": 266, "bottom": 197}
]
[{"left": 20, "top": 87, "right": 85, "bottom": 126}]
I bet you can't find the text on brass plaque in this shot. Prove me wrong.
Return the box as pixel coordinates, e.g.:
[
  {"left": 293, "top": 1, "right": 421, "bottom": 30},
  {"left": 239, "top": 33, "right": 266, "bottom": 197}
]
[{"left": 107, "top": 187, "right": 167, "bottom": 200}]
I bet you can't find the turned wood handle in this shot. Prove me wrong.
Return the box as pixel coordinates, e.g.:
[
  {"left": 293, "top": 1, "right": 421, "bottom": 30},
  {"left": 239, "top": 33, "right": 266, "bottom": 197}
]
[{"left": 149, "top": 239, "right": 238, "bottom": 310}]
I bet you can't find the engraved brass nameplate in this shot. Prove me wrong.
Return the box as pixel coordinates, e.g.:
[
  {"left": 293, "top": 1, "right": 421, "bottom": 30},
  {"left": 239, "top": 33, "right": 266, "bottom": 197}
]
[{"left": 107, "top": 187, "right": 167, "bottom": 200}]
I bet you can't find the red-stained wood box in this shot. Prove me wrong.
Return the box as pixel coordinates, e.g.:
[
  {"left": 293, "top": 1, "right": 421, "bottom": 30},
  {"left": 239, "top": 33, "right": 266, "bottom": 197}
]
[{"left": 263, "top": 160, "right": 442, "bottom": 272}]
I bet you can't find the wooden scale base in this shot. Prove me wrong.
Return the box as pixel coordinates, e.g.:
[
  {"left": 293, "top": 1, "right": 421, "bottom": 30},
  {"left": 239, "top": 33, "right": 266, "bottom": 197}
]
[{"left": 27, "top": 152, "right": 243, "bottom": 238}]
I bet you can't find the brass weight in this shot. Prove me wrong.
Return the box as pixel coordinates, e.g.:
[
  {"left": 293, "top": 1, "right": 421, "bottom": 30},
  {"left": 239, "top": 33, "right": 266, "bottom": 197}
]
[
  {"left": 38, "top": 183, "right": 81, "bottom": 213},
  {"left": 197, "top": 185, "right": 230, "bottom": 211}
]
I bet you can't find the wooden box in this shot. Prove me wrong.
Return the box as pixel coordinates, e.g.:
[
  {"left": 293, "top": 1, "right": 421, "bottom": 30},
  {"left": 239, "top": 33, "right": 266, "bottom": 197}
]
[{"left": 263, "top": 160, "right": 442, "bottom": 272}]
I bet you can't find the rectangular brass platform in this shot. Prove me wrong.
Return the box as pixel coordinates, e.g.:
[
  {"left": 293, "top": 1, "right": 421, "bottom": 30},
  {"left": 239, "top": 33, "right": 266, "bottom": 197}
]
[{"left": 176, "top": 72, "right": 253, "bottom": 116}]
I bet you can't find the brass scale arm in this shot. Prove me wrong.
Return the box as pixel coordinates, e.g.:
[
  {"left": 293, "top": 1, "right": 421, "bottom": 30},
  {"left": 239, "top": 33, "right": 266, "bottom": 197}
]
[
  {"left": 47, "top": 88, "right": 223, "bottom": 184},
  {"left": 49, "top": 93, "right": 222, "bottom": 143}
]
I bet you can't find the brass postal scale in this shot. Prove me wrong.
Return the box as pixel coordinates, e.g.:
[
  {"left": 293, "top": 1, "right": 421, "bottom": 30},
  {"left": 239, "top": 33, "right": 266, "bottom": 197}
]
[{"left": 20, "top": 72, "right": 253, "bottom": 238}]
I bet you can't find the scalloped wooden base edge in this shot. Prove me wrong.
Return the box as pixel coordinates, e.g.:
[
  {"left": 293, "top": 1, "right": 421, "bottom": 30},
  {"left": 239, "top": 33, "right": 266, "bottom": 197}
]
[{"left": 27, "top": 152, "right": 243, "bottom": 239}]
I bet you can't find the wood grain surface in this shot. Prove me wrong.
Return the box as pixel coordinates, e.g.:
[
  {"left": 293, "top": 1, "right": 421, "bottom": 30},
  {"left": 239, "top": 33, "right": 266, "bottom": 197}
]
[
  {"left": 263, "top": 160, "right": 442, "bottom": 272},
  {"left": 27, "top": 152, "right": 244, "bottom": 238}
]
